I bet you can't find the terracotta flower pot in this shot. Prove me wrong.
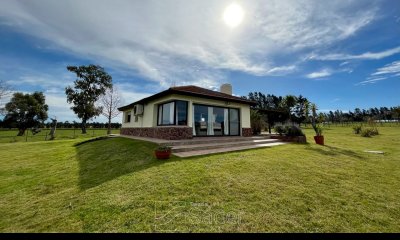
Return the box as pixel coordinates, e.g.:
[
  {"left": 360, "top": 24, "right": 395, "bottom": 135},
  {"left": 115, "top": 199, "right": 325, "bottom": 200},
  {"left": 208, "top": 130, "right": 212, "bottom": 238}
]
[
  {"left": 155, "top": 150, "right": 171, "bottom": 159},
  {"left": 314, "top": 135, "right": 324, "bottom": 145}
]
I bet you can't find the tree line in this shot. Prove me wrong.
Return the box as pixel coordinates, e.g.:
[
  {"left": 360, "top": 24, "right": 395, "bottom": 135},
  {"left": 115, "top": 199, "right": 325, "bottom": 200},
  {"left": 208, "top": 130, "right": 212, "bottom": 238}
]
[
  {"left": 319, "top": 107, "right": 400, "bottom": 124},
  {"left": 0, "top": 65, "right": 122, "bottom": 136},
  {"left": 243, "top": 91, "right": 400, "bottom": 133},
  {"left": 0, "top": 120, "right": 121, "bottom": 130}
]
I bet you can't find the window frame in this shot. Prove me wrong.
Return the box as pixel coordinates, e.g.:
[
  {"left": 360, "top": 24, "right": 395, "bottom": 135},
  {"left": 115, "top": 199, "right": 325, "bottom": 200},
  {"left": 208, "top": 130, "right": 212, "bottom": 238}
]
[
  {"left": 125, "top": 111, "right": 131, "bottom": 123},
  {"left": 193, "top": 103, "right": 241, "bottom": 136},
  {"left": 157, "top": 100, "right": 188, "bottom": 126}
]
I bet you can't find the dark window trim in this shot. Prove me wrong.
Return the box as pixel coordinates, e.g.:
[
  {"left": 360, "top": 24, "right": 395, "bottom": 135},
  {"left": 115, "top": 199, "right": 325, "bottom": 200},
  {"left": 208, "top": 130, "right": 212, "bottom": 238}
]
[
  {"left": 193, "top": 103, "right": 241, "bottom": 137},
  {"left": 125, "top": 111, "right": 131, "bottom": 123},
  {"left": 157, "top": 100, "right": 188, "bottom": 126}
]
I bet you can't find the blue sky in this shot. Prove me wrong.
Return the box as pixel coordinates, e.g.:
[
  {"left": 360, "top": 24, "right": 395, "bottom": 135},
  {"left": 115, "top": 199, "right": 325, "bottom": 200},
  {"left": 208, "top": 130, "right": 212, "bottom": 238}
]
[{"left": 0, "top": 0, "right": 399, "bottom": 121}]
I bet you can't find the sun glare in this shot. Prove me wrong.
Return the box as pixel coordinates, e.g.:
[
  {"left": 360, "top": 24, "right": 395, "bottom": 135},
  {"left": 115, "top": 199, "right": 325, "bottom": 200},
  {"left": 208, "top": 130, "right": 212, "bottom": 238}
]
[{"left": 223, "top": 3, "right": 244, "bottom": 28}]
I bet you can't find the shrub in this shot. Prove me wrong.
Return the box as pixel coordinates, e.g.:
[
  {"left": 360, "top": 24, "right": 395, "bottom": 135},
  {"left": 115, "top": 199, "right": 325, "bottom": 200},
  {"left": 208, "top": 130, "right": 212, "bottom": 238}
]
[
  {"left": 361, "top": 128, "right": 379, "bottom": 137},
  {"left": 250, "top": 110, "right": 266, "bottom": 135},
  {"left": 353, "top": 125, "right": 362, "bottom": 134},
  {"left": 156, "top": 145, "right": 172, "bottom": 152},
  {"left": 313, "top": 124, "right": 323, "bottom": 136},
  {"left": 274, "top": 125, "right": 285, "bottom": 136},
  {"left": 284, "top": 125, "right": 305, "bottom": 137}
]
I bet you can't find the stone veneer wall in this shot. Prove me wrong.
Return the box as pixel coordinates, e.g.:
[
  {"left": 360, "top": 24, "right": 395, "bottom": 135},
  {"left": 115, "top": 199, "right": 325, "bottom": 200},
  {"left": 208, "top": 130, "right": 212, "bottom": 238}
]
[
  {"left": 121, "top": 127, "right": 193, "bottom": 140},
  {"left": 242, "top": 128, "right": 253, "bottom": 137}
]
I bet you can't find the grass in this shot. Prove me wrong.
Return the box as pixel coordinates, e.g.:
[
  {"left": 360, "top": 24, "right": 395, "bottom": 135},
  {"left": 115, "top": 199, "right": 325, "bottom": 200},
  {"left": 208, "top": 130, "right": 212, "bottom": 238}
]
[
  {"left": 0, "top": 128, "right": 120, "bottom": 143},
  {"left": 0, "top": 126, "right": 399, "bottom": 232}
]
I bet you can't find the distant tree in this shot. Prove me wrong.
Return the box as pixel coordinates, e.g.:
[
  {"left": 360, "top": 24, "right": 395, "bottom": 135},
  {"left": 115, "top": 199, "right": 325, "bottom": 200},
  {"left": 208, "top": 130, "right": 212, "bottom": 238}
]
[
  {"left": 65, "top": 65, "right": 112, "bottom": 134},
  {"left": 98, "top": 87, "right": 121, "bottom": 135},
  {"left": 393, "top": 106, "right": 400, "bottom": 121},
  {"left": 4, "top": 92, "right": 48, "bottom": 136}
]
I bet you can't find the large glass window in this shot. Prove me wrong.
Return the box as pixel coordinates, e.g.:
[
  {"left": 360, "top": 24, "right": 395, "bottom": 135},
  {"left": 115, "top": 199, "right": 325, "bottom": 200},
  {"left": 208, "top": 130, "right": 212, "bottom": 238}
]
[
  {"left": 193, "top": 104, "right": 240, "bottom": 136},
  {"left": 157, "top": 100, "right": 188, "bottom": 126}
]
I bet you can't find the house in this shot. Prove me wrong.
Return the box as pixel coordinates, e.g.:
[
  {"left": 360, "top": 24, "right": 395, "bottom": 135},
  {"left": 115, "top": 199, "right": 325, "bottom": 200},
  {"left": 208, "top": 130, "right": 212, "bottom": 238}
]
[{"left": 118, "top": 84, "right": 255, "bottom": 140}]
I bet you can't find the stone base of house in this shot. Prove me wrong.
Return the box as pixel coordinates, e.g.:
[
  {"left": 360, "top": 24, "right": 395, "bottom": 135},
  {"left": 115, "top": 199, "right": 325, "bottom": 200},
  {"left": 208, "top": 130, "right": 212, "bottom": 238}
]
[
  {"left": 121, "top": 127, "right": 254, "bottom": 140},
  {"left": 121, "top": 127, "right": 193, "bottom": 140},
  {"left": 242, "top": 128, "right": 253, "bottom": 137}
]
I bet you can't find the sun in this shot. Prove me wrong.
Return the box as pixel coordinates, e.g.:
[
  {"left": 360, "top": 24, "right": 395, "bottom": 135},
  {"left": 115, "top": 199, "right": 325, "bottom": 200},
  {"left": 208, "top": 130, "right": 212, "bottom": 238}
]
[{"left": 223, "top": 3, "right": 244, "bottom": 28}]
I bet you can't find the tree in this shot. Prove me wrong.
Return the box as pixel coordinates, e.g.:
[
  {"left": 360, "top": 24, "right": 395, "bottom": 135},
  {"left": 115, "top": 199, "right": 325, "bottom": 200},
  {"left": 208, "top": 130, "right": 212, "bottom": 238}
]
[
  {"left": 0, "top": 79, "right": 11, "bottom": 115},
  {"left": 99, "top": 87, "right": 121, "bottom": 134},
  {"left": 393, "top": 106, "right": 400, "bottom": 121},
  {"left": 250, "top": 109, "right": 266, "bottom": 135},
  {"left": 4, "top": 92, "right": 48, "bottom": 136},
  {"left": 282, "top": 95, "right": 297, "bottom": 122},
  {"left": 65, "top": 65, "right": 112, "bottom": 134},
  {"left": 292, "top": 95, "right": 309, "bottom": 125}
]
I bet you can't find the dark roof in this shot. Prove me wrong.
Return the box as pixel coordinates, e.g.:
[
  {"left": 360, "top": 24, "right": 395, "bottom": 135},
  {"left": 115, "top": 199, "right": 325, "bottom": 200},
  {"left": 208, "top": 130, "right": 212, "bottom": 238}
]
[{"left": 118, "top": 85, "right": 256, "bottom": 111}]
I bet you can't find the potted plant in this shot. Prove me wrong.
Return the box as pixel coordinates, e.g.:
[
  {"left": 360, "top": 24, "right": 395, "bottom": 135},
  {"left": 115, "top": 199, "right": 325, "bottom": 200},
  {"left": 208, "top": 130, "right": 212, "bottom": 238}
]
[
  {"left": 311, "top": 103, "right": 324, "bottom": 145},
  {"left": 155, "top": 145, "right": 172, "bottom": 159}
]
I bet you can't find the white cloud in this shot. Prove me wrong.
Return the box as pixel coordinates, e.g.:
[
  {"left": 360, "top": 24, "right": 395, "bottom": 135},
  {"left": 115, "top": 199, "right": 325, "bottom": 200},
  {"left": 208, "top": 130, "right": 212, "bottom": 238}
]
[
  {"left": 266, "top": 65, "right": 297, "bottom": 75},
  {"left": 371, "top": 61, "right": 400, "bottom": 75},
  {"left": 306, "top": 69, "right": 332, "bottom": 79},
  {"left": 356, "top": 61, "right": 400, "bottom": 85},
  {"left": 355, "top": 77, "right": 388, "bottom": 86},
  {"left": 313, "top": 46, "right": 400, "bottom": 61},
  {"left": 0, "top": 0, "right": 379, "bottom": 87}
]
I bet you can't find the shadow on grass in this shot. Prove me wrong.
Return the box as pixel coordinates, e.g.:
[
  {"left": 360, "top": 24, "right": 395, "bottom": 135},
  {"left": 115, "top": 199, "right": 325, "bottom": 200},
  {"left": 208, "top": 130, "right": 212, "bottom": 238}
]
[
  {"left": 76, "top": 137, "right": 182, "bottom": 190},
  {"left": 306, "top": 144, "right": 365, "bottom": 160}
]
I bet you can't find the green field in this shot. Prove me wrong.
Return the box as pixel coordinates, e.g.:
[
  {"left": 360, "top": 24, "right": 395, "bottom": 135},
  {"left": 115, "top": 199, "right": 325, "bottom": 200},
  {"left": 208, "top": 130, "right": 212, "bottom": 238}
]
[
  {"left": 0, "top": 128, "right": 120, "bottom": 143},
  {"left": 0, "top": 126, "right": 399, "bottom": 232}
]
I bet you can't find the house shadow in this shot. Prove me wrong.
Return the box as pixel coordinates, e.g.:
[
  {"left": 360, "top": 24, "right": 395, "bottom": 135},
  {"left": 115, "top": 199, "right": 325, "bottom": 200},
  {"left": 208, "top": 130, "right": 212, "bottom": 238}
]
[
  {"left": 306, "top": 144, "right": 365, "bottom": 160},
  {"left": 76, "top": 137, "right": 182, "bottom": 190}
]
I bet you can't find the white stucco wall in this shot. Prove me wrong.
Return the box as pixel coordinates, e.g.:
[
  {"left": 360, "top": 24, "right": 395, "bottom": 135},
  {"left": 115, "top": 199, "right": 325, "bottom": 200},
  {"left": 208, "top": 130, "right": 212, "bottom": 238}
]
[{"left": 121, "top": 93, "right": 251, "bottom": 130}]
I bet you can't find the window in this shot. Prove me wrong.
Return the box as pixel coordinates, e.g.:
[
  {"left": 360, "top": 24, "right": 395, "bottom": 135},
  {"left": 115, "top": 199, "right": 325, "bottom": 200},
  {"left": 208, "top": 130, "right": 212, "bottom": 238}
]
[
  {"left": 125, "top": 111, "right": 131, "bottom": 123},
  {"left": 193, "top": 104, "right": 240, "bottom": 136},
  {"left": 157, "top": 100, "right": 188, "bottom": 126},
  {"left": 176, "top": 101, "right": 188, "bottom": 125}
]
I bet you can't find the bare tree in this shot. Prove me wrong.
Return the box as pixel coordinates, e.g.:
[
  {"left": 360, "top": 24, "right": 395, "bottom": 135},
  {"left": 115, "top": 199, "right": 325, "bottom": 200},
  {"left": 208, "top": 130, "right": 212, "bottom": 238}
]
[
  {"left": 0, "top": 79, "right": 11, "bottom": 115},
  {"left": 99, "top": 87, "right": 121, "bottom": 134}
]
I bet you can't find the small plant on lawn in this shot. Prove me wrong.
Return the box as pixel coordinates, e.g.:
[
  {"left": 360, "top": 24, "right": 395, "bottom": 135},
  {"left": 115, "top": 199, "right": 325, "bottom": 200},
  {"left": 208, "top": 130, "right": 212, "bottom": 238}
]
[
  {"left": 360, "top": 118, "right": 379, "bottom": 137},
  {"left": 314, "top": 124, "right": 323, "bottom": 136},
  {"left": 353, "top": 125, "right": 363, "bottom": 134},
  {"left": 310, "top": 103, "right": 323, "bottom": 136},
  {"left": 361, "top": 128, "right": 379, "bottom": 137},
  {"left": 156, "top": 145, "right": 172, "bottom": 152}
]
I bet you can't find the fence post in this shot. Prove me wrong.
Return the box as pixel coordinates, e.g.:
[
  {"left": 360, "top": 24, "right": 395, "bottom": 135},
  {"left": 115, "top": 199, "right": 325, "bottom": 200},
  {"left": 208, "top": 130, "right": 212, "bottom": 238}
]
[{"left": 25, "top": 130, "right": 28, "bottom": 142}]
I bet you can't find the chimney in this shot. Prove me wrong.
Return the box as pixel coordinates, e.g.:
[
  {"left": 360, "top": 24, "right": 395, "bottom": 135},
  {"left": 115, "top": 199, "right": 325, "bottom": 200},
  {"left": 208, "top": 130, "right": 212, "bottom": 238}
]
[{"left": 220, "top": 83, "right": 232, "bottom": 95}]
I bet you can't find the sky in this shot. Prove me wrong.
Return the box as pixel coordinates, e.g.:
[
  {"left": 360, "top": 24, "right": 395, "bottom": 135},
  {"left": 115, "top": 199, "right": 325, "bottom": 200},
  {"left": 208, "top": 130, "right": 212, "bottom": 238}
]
[{"left": 0, "top": 0, "right": 399, "bottom": 122}]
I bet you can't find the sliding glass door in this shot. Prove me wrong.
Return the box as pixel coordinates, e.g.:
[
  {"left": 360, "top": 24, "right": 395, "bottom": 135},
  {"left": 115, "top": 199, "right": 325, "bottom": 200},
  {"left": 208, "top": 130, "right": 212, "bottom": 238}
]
[
  {"left": 229, "top": 108, "right": 240, "bottom": 136},
  {"left": 193, "top": 104, "right": 240, "bottom": 136}
]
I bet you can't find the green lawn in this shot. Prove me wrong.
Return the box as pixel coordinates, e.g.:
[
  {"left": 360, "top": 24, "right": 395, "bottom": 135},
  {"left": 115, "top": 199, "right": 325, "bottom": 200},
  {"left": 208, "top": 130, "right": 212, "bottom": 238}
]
[
  {"left": 0, "top": 126, "right": 399, "bottom": 232},
  {"left": 0, "top": 128, "right": 120, "bottom": 143}
]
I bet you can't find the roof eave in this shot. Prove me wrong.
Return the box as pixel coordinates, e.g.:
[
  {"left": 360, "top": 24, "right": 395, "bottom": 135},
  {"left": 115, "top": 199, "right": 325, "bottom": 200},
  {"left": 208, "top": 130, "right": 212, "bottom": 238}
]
[{"left": 118, "top": 88, "right": 256, "bottom": 111}]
